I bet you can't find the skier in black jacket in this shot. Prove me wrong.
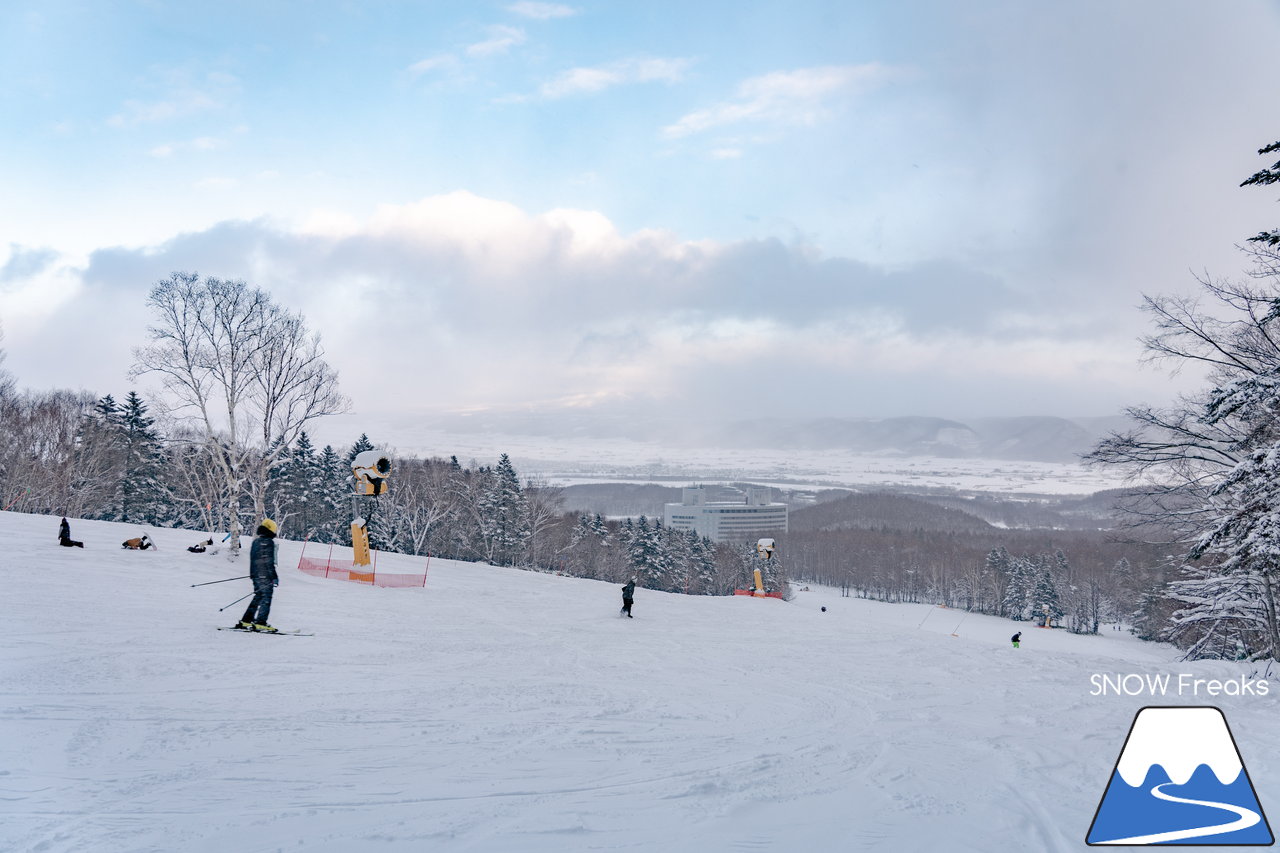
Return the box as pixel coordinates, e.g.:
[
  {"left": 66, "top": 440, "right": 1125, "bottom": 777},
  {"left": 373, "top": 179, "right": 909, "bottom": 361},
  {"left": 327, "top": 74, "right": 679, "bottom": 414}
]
[
  {"left": 621, "top": 578, "right": 636, "bottom": 618},
  {"left": 238, "top": 519, "right": 280, "bottom": 632},
  {"left": 1011, "top": 631, "right": 1022, "bottom": 649}
]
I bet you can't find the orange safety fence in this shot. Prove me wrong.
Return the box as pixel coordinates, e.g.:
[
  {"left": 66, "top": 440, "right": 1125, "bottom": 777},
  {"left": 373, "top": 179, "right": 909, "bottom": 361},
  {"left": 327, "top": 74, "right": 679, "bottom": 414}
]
[
  {"left": 296, "top": 548, "right": 430, "bottom": 588},
  {"left": 732, "top": 589, "right": 784, "bottom": 599}
]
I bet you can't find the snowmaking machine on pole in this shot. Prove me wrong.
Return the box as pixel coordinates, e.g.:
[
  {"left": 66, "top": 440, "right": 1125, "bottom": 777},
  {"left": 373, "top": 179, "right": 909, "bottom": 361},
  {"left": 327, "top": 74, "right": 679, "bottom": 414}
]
[
  {"left": 350, "top": 450, "right": 392, "bottom": 567},
  {"left": 733, "top": 537, "right": 783, "bottom": 598},
  {"left": 753, "top": 537, "right": 775, "bottom": 596}
]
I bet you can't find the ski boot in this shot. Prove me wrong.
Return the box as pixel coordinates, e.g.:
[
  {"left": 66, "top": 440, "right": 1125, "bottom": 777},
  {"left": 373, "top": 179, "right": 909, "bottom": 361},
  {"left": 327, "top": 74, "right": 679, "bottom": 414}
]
[
  {"left": 252, "top": 622, "right": 279, "bottom": 633},
  {"left": 235, "top": 620, "right": 255, "bottom": 630}
]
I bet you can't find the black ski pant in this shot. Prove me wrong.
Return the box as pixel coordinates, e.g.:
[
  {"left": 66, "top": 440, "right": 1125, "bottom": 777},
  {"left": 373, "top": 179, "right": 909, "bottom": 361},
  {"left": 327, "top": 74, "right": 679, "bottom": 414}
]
[
  {"left": 241, "top": 576, "right": 274, "bottom": 624},
  {"left": 622, "top": 597, "right": 633, "bottom": 617},
  {"left": 59, "top": 537, "right": 83, "bottom": 548}
]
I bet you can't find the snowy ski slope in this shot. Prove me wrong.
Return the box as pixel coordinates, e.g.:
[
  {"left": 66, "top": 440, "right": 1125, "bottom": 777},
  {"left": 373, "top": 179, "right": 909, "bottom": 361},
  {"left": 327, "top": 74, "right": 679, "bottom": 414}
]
[{"left": 2, "top": 510, "right": 1278, "bottom": 852}]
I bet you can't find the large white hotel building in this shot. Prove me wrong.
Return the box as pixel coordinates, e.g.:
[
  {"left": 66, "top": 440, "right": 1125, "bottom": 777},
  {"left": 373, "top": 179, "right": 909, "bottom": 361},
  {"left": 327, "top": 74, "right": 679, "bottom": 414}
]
[{"left": 662, "top": 486, "right": 789, "bottom": 543}]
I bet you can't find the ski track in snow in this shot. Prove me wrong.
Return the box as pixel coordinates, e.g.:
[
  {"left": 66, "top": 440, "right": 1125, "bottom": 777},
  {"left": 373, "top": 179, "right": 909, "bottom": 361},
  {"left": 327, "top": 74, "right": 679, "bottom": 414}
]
[{"left": 2, "top": 511, "right": 1278, "bottom": 852}]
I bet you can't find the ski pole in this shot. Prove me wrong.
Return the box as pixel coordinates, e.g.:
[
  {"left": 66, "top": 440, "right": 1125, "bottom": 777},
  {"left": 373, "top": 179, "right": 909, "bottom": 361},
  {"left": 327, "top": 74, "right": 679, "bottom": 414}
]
[
  {"left": 191, "top": 575, "right": 250, "bottom": 588},
  {"left": 219, "top": 592, "right": 253, "bottom": 611}
]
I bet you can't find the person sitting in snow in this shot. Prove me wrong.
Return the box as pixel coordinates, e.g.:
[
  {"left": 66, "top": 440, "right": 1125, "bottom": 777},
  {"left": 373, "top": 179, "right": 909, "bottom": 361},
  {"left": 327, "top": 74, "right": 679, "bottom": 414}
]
[
  {"left": 122, "top": 534, "right": 153, "bottom": 550},
  {"left": 237, "top": 519, "right": 280, "bottom": 632},
  {"left": 1011, "top": 631, "right": 1022, "bottom": 649},
  {"left": 621, "top": 577, "right": 636, "bottom": 618},
  {"left": 57, "top": 517, "right": 84, "bottom": 548}
]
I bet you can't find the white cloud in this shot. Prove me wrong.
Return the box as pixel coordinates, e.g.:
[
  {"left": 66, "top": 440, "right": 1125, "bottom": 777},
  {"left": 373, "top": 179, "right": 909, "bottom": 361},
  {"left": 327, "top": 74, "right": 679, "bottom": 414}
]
[
  {"left": 0, "top": 247, "right": 81, "bottom": 341},
  {"left": 710, "top": 148, "right": 742, "bottom": 160},
  {"left": 147, "top": 136, "right": 227, "bottom": 158},
  {"left": 106, "top": 72, "right": 239, "bottom": 127},
  {"left": 109, "top": 94, "right": 219, "bottom": 126},
  {"left": 7, "top": 191, "right": 1151, "bottom": 420},
  {"left": 536, "top": 57, "right": 691, "bottom": 99},
  {"left": 407, "top": 54, "right": 460, "bottom": 76},
  {"left": 506, "top": 2, "right": 577, "bottom": 19},
  {"left": 466, "top": 25, "right": 526, "bottom": 58},
  {"left": 192, "top": 177, "right": 238, "bottom": 190},
  {"left": 663, "top": 64, "right": 896, "bottom": 139}
]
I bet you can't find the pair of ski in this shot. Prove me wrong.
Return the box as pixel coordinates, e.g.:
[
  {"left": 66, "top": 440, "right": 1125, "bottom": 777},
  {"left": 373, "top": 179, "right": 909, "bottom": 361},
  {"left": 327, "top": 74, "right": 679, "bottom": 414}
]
[{"left": 217, "top": 626, "right": 313, "bottom": 636}]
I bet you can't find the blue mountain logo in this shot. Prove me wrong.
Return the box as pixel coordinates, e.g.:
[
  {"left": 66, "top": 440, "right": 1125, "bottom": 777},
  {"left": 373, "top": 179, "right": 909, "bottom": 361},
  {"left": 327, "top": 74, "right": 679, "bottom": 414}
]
[{"left": 1087, "top": 706, "right": 1273, "bottom": 846}]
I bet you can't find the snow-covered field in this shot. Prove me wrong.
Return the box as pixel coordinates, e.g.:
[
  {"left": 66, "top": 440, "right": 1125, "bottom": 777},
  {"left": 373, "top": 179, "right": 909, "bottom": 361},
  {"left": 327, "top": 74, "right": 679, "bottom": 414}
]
[
  {"left": 3, "top": 510, "right": 1277, "bottom": 852},
  {"left": 308, "top": 425, "right": 1126, "bottom": 496}
]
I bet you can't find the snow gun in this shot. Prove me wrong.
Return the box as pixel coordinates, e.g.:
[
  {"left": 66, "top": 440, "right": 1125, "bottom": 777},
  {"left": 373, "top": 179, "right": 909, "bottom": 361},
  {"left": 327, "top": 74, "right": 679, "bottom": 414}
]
[
  {"left": 351, "top": 450, "right": 392, "bottom": 496},
  {"left": 350, "top": 449, "right": 392, "bottom": 567}
]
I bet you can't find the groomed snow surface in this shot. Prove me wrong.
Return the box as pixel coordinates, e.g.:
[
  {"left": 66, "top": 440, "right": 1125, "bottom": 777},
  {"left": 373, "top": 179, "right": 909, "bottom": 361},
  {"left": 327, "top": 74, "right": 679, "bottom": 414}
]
[{"left": 3, "top": 510, "right": 1278, "bottom": 853}]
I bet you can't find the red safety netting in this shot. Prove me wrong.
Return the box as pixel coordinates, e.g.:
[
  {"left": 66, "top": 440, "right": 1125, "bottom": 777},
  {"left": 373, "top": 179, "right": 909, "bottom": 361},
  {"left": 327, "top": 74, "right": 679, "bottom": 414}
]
[{"left": 296, "top": 552, "right": 429, "bottom": 588}]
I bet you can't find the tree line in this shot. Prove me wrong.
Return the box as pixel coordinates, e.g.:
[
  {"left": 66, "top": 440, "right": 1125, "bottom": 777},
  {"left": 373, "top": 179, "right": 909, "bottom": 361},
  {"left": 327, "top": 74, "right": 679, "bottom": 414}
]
[
  {"left": 0, "top": 368, "right": 777, "bottom": 596},
  {"left": 778, "top": 522, "right": 1165, "bottom": 637}
]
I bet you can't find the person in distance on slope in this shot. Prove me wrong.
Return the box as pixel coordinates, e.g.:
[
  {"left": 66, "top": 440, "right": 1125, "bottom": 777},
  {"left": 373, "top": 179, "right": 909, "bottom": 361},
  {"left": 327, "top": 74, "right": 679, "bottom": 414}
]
[
  {"left": 58, "top": 517, "right": 84, "bottom": 548},
  {"left": 1011, "top": 631, "right": 1022, "bottom": 649},
  {"left": 122, "top": 534, "right": 153, "bottom": 550},
  {"left": 621, "top": 577, "right": 636, "bottom": 618},
  {"left": 187, "top": 537, "right": 214, "bottom": 553},
  {"left": 237, "top": 519, "right": 280, "bottom": 632}
]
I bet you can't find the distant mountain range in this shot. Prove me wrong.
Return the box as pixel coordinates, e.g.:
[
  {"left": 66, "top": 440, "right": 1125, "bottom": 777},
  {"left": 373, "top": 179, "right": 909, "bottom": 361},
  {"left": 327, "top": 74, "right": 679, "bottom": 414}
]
[
  {"left": 715, "top": 415, "right": 1135, "bottom": 463},
  {"left": 387, "top": 411, "right": 1135, "bottom": 465}
]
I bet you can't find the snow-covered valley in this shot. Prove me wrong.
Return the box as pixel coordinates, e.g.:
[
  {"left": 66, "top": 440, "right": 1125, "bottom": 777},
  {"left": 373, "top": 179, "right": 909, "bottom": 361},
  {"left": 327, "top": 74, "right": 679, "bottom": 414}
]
[{"left": 307, "top": 424, "right": 1127, "bottom": 497}]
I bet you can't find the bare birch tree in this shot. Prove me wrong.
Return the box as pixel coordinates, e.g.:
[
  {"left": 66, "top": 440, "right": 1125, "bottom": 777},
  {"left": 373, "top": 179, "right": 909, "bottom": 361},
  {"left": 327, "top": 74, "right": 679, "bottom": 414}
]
[
  {"left": 523, "top": 479, "right": 565, "bottom": 567},
  {"left": 0, "top": 324, "right": 14, "bottom": 400},
  {"left": 132, "top": 272, "right": 347, "bottom": 554},
  {"left": 389, "top": 458, "right": 455, "bottom": 556}
]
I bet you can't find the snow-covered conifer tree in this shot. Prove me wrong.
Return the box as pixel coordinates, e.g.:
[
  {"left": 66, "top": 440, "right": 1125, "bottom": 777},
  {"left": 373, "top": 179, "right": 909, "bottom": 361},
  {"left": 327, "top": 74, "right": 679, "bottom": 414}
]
[
  {"left": 1002, "top": 556, "right": 1032, "bottom": 621},
  {"left": 985, "top": 546, "right": 1012, "bottom": 616},
  {"left": 689, "top": 532, "right": 719, "bottom": 595},
  {"left": 476, "top": 455, "right": 529, "bottom": 565},
  {"left": 626, "top": 516, "right": 661, "bottom": 586},
  {"left": 116, "top": 391, "right": 168, "bottom": 524},
  {"left": 1178, "top": 438, "right": 1280, "bottom": 658},
  {"left": 1030, "top": 558, "right": 1064, "bottom": 627},
  {"left": 70, "top": 394, "right": 125, "bottom": 519},
  {"left": 344, "top": 433, "right": 374, "bottom": 466},
  {"left": 316, "top": 443, "right": 349, "bottom": 544}
]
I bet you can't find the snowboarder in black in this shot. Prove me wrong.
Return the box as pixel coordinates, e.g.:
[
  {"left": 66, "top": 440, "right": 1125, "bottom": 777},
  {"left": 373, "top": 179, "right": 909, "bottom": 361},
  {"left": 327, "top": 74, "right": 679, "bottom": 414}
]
[
  {"left": 1011, "top": 631, "right": 1022, "bottom": 649},
  {"left": 58, "top": 517, "right": 84, "bottom": 548},
  {"left": 238, "top": 519, "right": 280, "bottom": 632},
  {"left": 621, "top": 578, "right": 636, "bottom": 618}
]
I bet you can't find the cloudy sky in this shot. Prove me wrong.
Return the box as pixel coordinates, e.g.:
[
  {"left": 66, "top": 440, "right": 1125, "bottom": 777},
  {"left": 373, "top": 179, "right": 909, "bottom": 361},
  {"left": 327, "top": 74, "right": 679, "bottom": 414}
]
[{"left": 3, "top": 0, "right": 1280, "bottom": 427}]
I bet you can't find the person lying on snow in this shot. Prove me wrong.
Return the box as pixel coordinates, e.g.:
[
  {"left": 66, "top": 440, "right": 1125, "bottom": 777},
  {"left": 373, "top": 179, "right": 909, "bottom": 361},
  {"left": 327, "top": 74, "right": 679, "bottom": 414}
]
[
  {"left": 58, "top": 517, "right": 84, "bottom": 548},
  {"left": 122, "top": 534, "right": 154, "bottom": 550},
  {"left": 187, "top": 537, "right": 214, "bottom": 553}
]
